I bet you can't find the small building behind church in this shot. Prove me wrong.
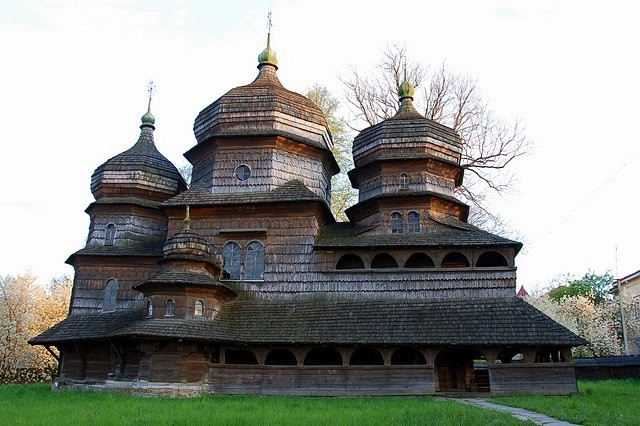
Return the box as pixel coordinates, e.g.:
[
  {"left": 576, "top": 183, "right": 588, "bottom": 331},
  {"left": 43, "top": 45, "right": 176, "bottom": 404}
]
[{"left": 30, "top": 36, "right": 586, "bottom": 396}]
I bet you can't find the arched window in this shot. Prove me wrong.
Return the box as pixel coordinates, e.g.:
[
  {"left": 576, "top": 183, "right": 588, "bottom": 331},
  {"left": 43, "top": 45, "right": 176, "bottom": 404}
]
[
  {"left": 400, "top": 173, "right": 410, "bottom": 189},
  {"left": 102, "top": 279, "right": 117, "bottom": 313},
  {"left": 245, "top": 241, "right": 265, "bottom": 280},
  {"left": 146, "top": 300, "right": 153, "bottom": 318},
  {"left": 476, "top": 251, "right": 508, "bottom": 267},
  {"left": 165, "top": 299, "right": 175, "bottom": 317},
  {"left": 405, "top": 253, "right": 435, "bottom": 268},
  {"left": 441, "top": 252, "right": 470, "bottom": 268},
  {"left": 194, "top": 300, "right": 204, "bottom": 317},
  {"left": 391, "top": 212, "right": 403, "bottom": 234},
  {"left": 222, "top": 241, "right": 241, "bottom": 280},
  {"left": 105, "top": 223, "right": 116, "bottom": 246},
  {"left": 408, "top": 211, "right": 420, "bottom": 233},
  {"left": 371, "top": 253, "right": 399, "bottom": 268},
  {"left": 336, "top": 254, "right": 365, "bottom": 270}
]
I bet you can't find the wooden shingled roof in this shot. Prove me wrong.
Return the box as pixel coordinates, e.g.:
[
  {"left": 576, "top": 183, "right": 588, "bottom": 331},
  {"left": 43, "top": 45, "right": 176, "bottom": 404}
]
[
  {"left": 68, "top": 240, "right": 165, "bottom": 259},
  {"left": 162, "top": 180, "right": 323, "bottom": 206},
  {"left": 30, "top": 297, "right": 586, "bottom": 347},
  {"left": 90, "top": 126, "right": 187, "bottom": 199},
  {"left": 192, "top": 65, "right": 332, "bottom": 155},
  {"left": 315, "top": 220, "right": 522, "bottom": 252}
]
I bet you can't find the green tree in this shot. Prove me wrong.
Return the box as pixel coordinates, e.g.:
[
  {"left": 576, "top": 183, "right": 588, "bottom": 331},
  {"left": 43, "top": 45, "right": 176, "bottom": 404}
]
[
  {"left": 305, "top": 84, "right": 357, "bottom": 221},
  {"left": 339, "top": 45, "right": 531, "bottom": 232},
  {"left": 549, "top": 271, "right": 614, "bottom": 305}
]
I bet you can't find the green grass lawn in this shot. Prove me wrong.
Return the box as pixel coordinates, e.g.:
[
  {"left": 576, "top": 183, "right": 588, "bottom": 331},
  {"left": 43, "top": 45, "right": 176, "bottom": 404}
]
[
  {"left": 2, "top": 380, "right": 638, "bottom": 426},
  {"left": 492, "top": 379, "right": 640, "bottom": 426},
  {"left": 0, "top": 383, "right": 530, "bottom": 426}
]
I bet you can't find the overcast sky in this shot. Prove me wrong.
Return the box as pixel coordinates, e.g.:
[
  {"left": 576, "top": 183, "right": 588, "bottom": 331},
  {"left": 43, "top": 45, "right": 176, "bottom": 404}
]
[{"left": 1, "top": 0, "right": 638, "bottom": 292}]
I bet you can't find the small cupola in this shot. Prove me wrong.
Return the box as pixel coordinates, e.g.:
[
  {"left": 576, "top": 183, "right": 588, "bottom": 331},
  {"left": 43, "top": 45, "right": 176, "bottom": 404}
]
[{"left": 90, "top": 86, "right": 187, "bottom": 202}]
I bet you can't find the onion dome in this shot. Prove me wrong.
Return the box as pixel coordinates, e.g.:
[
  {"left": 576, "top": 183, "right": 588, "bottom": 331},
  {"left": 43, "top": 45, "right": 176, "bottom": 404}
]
[
  {"left": 257, "top": 32, "right": 278, "bottom": 68},
  {"left": 398, "top": 79, "right": 415, "bottom": 99},
  {"left": 191, "top": 35, "right": 334, "bottom": 157},
  {"left": 162, "top": 206, "right": 211, "bottom": 260},
  {"left": 90, "top": 100, "right": 188, "bottom": 202}
]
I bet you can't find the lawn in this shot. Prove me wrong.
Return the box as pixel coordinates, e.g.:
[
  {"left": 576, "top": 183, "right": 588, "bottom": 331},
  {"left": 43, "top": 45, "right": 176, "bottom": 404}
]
[
  {"left": 2, "top": 380, "right": 638, "bottom": 425},
  {"left": 0, "top": 384, "right": 530, "bottom": 426},
  {"left": 492, "top": 379, "right": 640, "bottom": 426}
]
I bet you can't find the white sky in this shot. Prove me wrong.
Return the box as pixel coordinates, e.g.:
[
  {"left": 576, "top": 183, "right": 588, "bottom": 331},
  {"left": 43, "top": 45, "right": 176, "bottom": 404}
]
[{"left": 1, "top": 0, "right": 639, "bottom": 292}]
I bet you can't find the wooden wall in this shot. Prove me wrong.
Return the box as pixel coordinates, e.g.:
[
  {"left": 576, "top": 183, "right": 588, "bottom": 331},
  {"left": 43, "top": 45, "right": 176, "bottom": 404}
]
[
  {"left": 488, "top": 363, "right": 578, "bottom": 396},
  {"left": 208, "top": 365, "right": 435, "bottom": 396},
  {"left": 59, "top": 343, "right": 112, "bottom": 383}
]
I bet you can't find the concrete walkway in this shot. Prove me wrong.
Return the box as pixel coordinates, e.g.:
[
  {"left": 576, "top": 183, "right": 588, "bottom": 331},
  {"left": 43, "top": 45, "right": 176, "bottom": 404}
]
[{"left": 455, "top": 398, "right": 581, "bottom": 426}]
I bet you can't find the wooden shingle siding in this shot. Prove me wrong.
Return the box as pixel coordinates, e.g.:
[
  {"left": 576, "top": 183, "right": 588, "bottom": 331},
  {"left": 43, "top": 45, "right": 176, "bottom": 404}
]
[
  {"left": 70, "top": 263, "right": 158, "bottom": 314},
  {"left": 201, "top": 147, "right": 331, "bottom": 205},
  {"left": 86, "top": 215, "right": 167, "bottom": 247},
  {"left": 359, "top": 171, "right": 455, "bottom": 203}
]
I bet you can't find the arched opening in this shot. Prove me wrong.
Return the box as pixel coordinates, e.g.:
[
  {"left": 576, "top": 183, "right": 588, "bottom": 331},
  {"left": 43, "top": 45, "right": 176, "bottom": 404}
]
[
  {"left": 349, "top": 347, "right": 384, "bottom": 365},
  {"left": 405, "top": 253, "right": 435, "bottom": 268},
  {"left": 303, "top": 348, "right": 343, "bottom": 366},
  {"left": 441, "top": 252, "right": 470, "bottom": 268},
  {"left": 535, "top": 347, "right": 566, "bottom": 363},
  {"left": 102, "top": 279, "right": 117, "bottom": 313},
  {"left": 225, "top": 349, "right": 258, "bottom": 365},
  {"left": 336, "top": 254, "right": 365, "bottom": 270},
  {"left": 435, "top": 348, "right": 489, "bottom": 392},
  {"left": 497, "top": 348, "right": 524, "bottom": 364},
  {"left": 371, "top": 253, "right": 399, "bottom": 268},
  {"left": 390, "top": 348, "right": 426, "bottom": 365},
  {"left": 476, "top": 251, "right": 508, "bottom": 267},
  {"left": 265, "top": 349, "right": 297, "bottom": 366}
]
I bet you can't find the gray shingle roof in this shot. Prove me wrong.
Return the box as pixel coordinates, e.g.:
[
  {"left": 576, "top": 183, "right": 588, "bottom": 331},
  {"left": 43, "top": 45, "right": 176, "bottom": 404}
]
[
  {"left": 315, "top": 221, "right": 522, "bottom": 252},
  {"left": 192, "top": 66, "right": 331, "bottom": 153},
  {"left": 69, "top": 241, "right": 165, "bottom": 258},
  {"left": 162, "top": 180, "right": 323, "bottom": 206},
  {"left": 90, "top": 126, "right": 187, "bottom": 198},
  {"left": 29, "top": 310, "right": 142, "bottom": 344},
  {"left": 134, "top": 271, "right": 234, "bottom": 294},
  {"left": 31, "top": 297, "right": 585, "bottom": 347}
]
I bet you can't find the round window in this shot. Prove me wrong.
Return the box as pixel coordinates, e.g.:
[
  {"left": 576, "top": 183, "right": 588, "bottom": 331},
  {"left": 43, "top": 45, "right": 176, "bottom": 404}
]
[{"left": 234, "top": 164, "right": 251, "bottom": 181}]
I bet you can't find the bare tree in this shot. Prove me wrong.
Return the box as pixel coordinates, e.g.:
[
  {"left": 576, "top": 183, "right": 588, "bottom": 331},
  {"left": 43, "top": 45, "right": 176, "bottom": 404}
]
[
  {"left": 305, "top": 84, "right": 357, "bottom": 221},
  {"left": 340, "top": 45, "right": 531, "bottom": 232}
]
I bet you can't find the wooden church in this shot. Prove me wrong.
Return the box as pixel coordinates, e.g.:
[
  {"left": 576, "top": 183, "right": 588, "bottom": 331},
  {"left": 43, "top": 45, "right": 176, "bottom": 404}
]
[{"left": 31, "top": 35, "right": 586, "bottom": 396}]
